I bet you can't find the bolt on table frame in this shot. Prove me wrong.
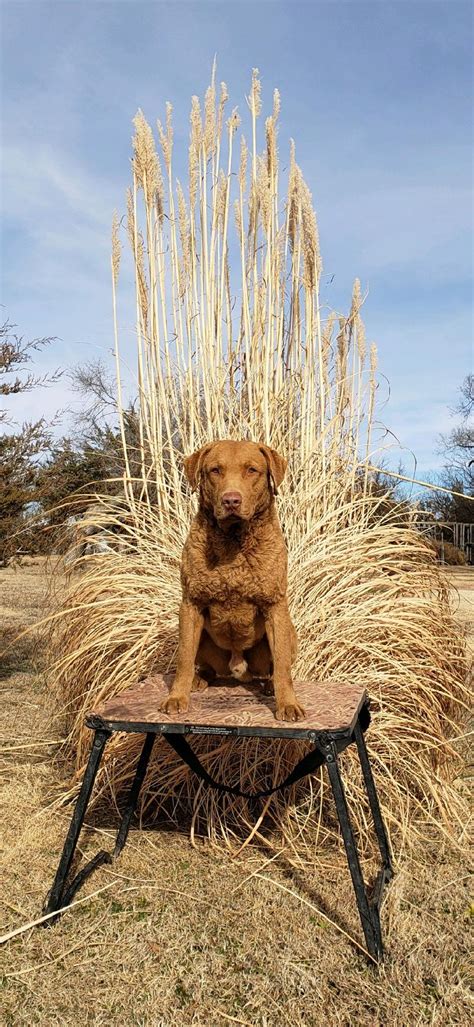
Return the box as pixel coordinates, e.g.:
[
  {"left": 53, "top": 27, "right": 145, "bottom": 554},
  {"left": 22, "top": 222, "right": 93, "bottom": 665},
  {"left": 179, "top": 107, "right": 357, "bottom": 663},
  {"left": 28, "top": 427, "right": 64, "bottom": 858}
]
[{"left": 43, "top": 675, "right": 393, "bottom": 961}]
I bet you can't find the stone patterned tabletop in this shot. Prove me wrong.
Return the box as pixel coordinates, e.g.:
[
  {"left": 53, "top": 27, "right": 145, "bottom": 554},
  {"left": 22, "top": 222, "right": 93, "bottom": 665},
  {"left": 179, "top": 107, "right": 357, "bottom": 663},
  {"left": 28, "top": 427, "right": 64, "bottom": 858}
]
[{"left": 88, "top": 674, "right": 368, "bottom": 739}]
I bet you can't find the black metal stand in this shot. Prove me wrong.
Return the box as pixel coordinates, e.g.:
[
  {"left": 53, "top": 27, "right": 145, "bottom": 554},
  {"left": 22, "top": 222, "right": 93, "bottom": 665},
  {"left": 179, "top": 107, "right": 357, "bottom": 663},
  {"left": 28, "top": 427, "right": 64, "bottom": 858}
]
[
  {"left": 43, "top": 731, "right": 156, "bottom": 923},
  {"left": 322, "top": 730, "right": 393, "bottom": 960},
  {"left": 43, "top": 706, "right": 393, "bottom": 960}
]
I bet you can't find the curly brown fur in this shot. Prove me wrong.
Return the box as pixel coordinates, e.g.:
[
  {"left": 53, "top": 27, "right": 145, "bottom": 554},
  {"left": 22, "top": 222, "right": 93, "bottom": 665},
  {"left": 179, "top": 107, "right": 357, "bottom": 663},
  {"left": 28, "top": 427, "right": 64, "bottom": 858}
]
[{"left": 162, "top": 440, "right": 304, "bottom": 721}]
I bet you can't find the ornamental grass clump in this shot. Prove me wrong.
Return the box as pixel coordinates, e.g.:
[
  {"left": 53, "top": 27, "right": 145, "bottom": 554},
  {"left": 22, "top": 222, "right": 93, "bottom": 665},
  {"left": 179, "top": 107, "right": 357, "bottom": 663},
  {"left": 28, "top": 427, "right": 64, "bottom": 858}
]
[{"left": 49, "top": 67, "right": 470, "bottom": 858}]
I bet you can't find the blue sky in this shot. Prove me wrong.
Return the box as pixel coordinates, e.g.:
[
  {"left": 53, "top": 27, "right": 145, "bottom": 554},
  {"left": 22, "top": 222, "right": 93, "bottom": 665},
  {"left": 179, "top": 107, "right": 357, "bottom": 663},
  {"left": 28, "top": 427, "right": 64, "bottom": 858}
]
[{"left": 1, "top": 0, "right": 472, "bottom": 482}]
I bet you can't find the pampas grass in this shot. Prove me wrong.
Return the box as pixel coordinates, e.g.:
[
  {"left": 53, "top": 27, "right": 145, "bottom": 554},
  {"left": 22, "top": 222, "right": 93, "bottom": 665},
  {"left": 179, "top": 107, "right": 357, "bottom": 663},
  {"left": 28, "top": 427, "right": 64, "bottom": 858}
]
[{"left": 49, "top": 67, "right": 470, "bottom": 858}]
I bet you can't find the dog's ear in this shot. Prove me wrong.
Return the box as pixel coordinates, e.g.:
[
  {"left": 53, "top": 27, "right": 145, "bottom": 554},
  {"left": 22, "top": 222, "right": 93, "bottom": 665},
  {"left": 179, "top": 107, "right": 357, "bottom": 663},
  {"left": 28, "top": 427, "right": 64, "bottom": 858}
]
[
  {"left": 183, "top": 443, "right": 216, "bottom": 491},
  {"left": 258, "top": 444, "right": 287, "bottom": 492}
]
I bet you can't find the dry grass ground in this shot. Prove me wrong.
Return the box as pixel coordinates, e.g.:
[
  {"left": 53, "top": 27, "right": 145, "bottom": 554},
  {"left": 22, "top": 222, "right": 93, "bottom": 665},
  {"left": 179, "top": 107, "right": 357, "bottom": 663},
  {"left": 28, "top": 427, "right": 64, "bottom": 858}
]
[{"left": 1, "top": 560, "right": 472, "bottom": 1026}]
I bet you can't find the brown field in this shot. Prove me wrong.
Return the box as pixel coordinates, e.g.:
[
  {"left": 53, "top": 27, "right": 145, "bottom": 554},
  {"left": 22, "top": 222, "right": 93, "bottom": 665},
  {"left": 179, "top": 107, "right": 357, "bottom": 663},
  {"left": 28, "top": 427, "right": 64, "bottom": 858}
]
[{"left": 0, "top": 560, "right": 472, "bottom": 1026}]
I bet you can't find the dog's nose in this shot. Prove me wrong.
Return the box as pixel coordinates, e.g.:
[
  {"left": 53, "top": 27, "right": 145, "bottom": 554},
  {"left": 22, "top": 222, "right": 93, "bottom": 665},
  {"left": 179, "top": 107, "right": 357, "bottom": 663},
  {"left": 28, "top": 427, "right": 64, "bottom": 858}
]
[{"left": 222, "top": 491, "right": 242, "bottom": 512}]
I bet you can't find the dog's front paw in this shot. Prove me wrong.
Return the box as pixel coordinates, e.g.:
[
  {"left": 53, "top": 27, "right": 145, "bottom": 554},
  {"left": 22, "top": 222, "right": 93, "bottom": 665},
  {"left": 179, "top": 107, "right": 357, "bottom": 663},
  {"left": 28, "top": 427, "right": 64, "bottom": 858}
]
[
  {"left": 161, "top": 694, "right": 190, "bottom": 716},
  {"left": 275, "top": 700, "right": 306, "bottom": 722}
]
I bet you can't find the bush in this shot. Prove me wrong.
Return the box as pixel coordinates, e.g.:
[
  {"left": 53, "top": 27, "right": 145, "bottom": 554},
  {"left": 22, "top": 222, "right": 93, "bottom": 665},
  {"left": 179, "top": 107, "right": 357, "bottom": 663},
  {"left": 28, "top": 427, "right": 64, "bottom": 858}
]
[{"left": 430, "top": 539, "right": 467, "bottom": 565}]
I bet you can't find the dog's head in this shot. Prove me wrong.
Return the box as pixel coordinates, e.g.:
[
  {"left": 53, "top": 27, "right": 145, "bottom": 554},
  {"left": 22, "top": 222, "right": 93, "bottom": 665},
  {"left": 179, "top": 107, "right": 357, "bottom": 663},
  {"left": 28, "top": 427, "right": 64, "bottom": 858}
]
[{"left": 183, "top": 440, "right": 287, "bottom": 524}]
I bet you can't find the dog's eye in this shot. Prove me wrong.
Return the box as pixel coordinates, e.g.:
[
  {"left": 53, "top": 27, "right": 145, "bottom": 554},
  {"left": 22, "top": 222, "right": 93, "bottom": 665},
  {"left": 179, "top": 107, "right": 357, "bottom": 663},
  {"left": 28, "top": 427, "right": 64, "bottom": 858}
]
[
  {"left": 247, "top": 467, "right": 259, "bottom": 475},
  {"left": 209, "top": 467, "right": 221, "bottom": 475}
]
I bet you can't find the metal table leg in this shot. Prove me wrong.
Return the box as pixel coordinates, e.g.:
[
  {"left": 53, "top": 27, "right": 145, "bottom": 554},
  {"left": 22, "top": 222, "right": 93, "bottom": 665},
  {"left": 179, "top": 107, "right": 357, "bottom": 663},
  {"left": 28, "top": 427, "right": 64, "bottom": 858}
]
[
  {"left": 325, "top": 739, "right": 382, "bottom": 961},
  {"left": 354, "top": 718, "right": 393, "bottom": 873},
  {"left": 44, "top": 728, "right": 111, "bottom": 920},
  {"left": 353, "top": 716, "right": 394, "bottom": 931},
  {"left": 43, "top": 730, "right": 157, "bottom": 921},
  {"left": 113, "top": 732, "right": 155, "bottom": 857}
]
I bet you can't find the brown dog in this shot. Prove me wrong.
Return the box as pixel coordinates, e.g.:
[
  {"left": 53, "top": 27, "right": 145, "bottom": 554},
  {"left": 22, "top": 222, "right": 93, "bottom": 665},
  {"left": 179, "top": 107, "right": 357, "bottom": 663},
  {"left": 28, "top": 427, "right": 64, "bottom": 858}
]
[{"left": 162, "top": 440, "right": 305, "bottom": 721}]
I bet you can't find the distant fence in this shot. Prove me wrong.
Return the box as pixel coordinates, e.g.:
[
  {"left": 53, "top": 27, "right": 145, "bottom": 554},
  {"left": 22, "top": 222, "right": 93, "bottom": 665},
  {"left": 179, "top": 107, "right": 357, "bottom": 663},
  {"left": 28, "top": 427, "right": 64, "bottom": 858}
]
[{"left": 415, "top": 521, "right": 474, "bottom": 564}]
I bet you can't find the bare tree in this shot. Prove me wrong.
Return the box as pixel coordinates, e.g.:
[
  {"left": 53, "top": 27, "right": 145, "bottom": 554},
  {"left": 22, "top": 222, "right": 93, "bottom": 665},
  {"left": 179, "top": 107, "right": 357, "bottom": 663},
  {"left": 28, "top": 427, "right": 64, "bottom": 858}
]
[
  {"left": 68, "top": 357, "right": 118, "bottom": 433},
  {"left": 438, "top": 373, "right": 474, "bottom": 499},
  {"left": 0, "top": 319, "right": 62, "bottom": 562},
  {"left": 451, "top": 373, "right": 474, "bottom": 420},
  {"left": 0, "top": 319, "right": 62, "bottom": 423},
  {"left": 421, "top": 374, "right": 474, "bottom": 526}
]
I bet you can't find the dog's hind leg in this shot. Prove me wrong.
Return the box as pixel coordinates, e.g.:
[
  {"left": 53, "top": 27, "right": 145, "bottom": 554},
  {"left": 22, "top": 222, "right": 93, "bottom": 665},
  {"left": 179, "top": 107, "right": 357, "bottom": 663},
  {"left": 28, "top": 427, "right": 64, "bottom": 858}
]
[
  {"left": 191, "top": 672, "right": 209, "bottom": 692},
  {"left": 245, "top": 636, "right": 273, "bottom": 692},
  {"left": 196, "top": 630, "right": 231, "bottom": 681}
]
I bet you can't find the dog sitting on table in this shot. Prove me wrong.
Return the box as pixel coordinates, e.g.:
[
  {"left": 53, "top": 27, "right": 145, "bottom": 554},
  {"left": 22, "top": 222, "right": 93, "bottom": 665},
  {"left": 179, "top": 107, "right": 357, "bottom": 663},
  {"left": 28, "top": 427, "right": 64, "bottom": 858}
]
[{"left": 162, "top": 439, "right": 305, "bottom": 722}]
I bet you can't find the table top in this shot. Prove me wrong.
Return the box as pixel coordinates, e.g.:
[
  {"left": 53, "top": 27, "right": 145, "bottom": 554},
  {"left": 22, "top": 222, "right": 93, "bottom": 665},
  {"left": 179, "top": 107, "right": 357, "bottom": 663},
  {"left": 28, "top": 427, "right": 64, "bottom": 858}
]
[{"left": 86, "top": 674, "right": 368, "bottom": 741}]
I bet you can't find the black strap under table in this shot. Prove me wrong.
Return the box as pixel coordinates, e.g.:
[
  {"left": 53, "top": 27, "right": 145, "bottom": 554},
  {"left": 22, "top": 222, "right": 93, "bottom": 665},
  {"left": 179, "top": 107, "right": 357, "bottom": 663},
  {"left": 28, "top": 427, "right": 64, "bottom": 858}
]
[{"left": 43, "top": 674, "right": 393, "bottom": 961}]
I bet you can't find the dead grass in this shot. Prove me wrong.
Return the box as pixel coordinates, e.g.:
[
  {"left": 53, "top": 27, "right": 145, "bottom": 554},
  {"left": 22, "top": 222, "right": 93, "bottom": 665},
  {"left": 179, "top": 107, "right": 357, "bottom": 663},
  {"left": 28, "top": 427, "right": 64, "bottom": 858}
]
[
  {"left": 49, "top": 501, "right": 470, "bottom": 861},
  {"left": 1, "top": 563, "right": 472, "bottom": 1026},
  {"left": 442, "top": 567, "right": 474, "bottom": 654}
]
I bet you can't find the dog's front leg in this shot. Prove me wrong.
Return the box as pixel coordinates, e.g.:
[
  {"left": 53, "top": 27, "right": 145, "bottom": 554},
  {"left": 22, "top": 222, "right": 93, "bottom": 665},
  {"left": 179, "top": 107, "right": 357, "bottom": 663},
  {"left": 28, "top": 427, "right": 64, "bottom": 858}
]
[
  {"left": 162, "top": 600, "right": 204, "bottom": 715},
  {"left": 264, "top": 602, "right": 306, "bottom": 722}
]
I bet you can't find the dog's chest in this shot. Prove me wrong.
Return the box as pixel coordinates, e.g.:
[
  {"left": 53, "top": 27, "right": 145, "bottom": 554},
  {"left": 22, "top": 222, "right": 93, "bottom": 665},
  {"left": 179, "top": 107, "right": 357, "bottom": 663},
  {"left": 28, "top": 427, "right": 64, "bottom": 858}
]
[
  {"left": 201, "top": 555, "right": 266, "bottom": 604},
  {"left": 204, "top": 601, "right": 265, "bottom": 650},
  {"left": 182, "top": 521, "right": 286, "bottom": 607}
]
